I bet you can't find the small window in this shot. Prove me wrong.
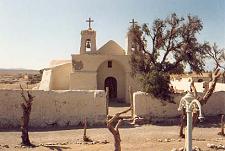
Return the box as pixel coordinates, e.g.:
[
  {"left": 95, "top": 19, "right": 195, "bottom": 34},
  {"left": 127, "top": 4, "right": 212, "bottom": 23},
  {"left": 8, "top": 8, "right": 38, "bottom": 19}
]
[
  {"left": 108, "top": 61, "right": 112, "bottom": 68},
  {"left": 198, "top": 79, "right": 203, "bottom": 82}
]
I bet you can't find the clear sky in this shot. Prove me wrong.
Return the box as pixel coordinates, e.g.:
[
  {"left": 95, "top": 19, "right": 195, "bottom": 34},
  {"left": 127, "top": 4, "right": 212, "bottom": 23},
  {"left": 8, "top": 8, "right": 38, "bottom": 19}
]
[{"left": 0, "top": 0, "right": 224, "bottom": 70}]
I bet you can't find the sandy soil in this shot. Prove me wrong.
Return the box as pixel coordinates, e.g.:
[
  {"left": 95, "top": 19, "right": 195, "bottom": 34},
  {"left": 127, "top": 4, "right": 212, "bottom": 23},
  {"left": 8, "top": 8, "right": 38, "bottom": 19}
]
[
  {"left": 0, "top": 83, "right": 38, "bottom": 90},
  {"left": 0, "top": 125, "right": 224, "bottom": 151}
]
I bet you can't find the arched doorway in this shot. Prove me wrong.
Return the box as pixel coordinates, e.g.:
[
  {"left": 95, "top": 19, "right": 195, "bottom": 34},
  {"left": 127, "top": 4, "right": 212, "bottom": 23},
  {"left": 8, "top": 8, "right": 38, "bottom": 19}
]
[
  {"left": 105, "top": 77, "right": 117, "bottom": 100},
  {"left": 97, "top": 60, "right": 125, "bottom": 102}
]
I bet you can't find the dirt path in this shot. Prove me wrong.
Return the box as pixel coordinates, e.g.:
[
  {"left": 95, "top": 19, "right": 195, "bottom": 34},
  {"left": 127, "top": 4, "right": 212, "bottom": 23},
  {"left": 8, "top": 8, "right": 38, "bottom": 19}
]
[
  {"left": 108, "top": 102, "right": 131, "bottom": 117},
  {"left": 0, "top": 125, "right": 224, "bottom": 151}
]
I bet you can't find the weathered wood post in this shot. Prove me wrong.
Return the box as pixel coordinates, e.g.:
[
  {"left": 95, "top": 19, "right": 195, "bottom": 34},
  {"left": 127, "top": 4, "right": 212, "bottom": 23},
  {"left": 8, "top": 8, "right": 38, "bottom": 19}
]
[
  {"left": 128, "top": 86, "right": 134, "bottom": 118},
  {"left": 218, "top": 114, "right": 224, "bottom": 136},
  {"left": 106, "top": 87, "right": 109, "bottom": 115},
  {"left": 221, "top": 115, "right": 224, "bottom": 135}
]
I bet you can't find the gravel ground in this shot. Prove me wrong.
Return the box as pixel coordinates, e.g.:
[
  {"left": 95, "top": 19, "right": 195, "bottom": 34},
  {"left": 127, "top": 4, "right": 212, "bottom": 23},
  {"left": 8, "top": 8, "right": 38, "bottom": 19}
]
[{"left": 0, "top": 125, "right": 224, "bottom": 151}]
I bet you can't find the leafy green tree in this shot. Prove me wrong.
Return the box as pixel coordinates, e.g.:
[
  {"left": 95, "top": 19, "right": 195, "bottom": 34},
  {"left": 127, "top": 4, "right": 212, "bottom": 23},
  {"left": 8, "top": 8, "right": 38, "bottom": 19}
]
[{"left": 129, "top": 13, "right": 224, "bottom": 100}]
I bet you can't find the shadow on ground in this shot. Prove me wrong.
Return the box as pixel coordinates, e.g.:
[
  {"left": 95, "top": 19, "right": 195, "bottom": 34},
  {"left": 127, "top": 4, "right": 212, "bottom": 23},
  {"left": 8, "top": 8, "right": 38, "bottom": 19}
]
[{"left": 43, "top": 145, "right": 71, "bottom": 151}]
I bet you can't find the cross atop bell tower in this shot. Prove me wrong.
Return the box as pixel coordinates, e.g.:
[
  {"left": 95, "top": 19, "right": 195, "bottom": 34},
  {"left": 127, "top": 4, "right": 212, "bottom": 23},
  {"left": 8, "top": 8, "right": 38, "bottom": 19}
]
[
  {"left": 129, "top": 19, "right": 137, "bottom": 29},
  {"left": 86, "top": 17, "right": 94, "bottom": 30},
  {"left": 126, "top": 19, "right": 138, "bottom": 55},
  {"left": 80, "top": 18, "right": 96, "bottom": 54}
]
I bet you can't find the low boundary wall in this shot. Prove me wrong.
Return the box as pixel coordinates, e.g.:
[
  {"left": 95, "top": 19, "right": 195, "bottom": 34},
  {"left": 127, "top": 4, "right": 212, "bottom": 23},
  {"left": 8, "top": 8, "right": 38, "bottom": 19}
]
[
  {"left": 133, "top": 91, "right": 225, "bottom": 119},
  {"left": 0, "top": 90, "right": 106, "bottom": 129}
]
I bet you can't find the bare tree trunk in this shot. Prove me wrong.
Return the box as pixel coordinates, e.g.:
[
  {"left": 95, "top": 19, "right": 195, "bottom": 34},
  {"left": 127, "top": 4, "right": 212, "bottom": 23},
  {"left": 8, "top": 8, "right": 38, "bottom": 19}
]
[
  {"left": 108, "top": 120, "right": 122, "bottom": 151},
  {"left": 83, "top": 118, "right": 92, "bottom": 142},
  {"left": 20, "top": 85, "right": 34, "bottom": 146},
  {"left": 107, "top": 107, "right": 131, "bottom": 151},
  {"left": 218, "top": 114, "right": 224, "bottom": 136},
  {"left": 179, "top": 69, "right": 222, "bottom": 138},
  {"left": 179, "top": 109, "right": 186, "bottom": 138},
  {"left": 192, "top": 112, "right": 199, "bottom": 128},
  {"left": 221, "top": 115, "right": 224, "bottom": 135},
  {"left": 83, "top": 118, "right": 87, "bottom": 141},
  {"left": 21, "top": 104, "right": 31, "bottom": 146}
]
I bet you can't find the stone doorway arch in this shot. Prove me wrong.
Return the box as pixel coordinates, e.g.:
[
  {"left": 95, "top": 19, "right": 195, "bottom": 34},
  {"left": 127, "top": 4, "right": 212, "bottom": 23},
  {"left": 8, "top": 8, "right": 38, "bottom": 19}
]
[{"left": 104, "top": 77, "right": 117, "bottom": 99}]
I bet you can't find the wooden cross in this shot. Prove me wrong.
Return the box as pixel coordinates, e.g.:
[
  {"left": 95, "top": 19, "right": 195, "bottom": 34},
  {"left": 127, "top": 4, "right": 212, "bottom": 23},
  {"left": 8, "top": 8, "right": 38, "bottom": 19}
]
[
  {"left": 129, "top": 19, "right": 137, "bottom": 29},
  {"left": 86, "top": 17, "right": 94, "bottom": 29}
]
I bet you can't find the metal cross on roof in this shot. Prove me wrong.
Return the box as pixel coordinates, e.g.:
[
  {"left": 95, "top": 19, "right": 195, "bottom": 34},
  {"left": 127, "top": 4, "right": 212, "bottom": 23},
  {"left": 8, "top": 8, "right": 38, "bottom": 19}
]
[
  {"left": 86, "top": 17, "right": 94, "bottom": 29},
  {"left": 129, "top": 19, "right": 137, "bottom": 29}
]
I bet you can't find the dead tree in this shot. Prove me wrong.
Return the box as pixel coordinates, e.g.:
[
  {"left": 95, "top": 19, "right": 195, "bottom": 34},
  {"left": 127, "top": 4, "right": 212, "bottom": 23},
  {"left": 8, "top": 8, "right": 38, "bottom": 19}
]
[
  {"left": 107, "top": 107, "right": 131, "bottom": 151},
  {"left": 20, "top": 85, "right": 34, "bottom": 146},
  {"left": 179, "top": 69, "right": 221, "bottom": 138},
  {"left": 218, "top": 114, "right": 224, "bottom": 136},
  {"left": 83, "top": 118, "right": 92, "bottom": 142}
]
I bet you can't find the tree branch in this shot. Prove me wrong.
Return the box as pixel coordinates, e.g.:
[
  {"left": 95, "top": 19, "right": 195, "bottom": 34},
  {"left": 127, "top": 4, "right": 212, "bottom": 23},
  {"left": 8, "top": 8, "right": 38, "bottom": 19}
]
[
  {"left": 190, "top": 80, "right": 197, "bottom": 98},
  {"left": 106, "top": 107, "right": 131, "bottom": 151},
  {"left": 200, "top": 68, "right": 221, "bottom": 104}
]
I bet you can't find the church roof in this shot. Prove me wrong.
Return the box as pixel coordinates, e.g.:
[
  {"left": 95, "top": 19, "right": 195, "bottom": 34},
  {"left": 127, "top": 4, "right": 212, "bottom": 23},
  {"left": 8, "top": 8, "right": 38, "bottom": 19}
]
[
  {"left": 97, "top": 40, "right": 125, "bottom": 55},
  {"left": 49, "top": 60, "right": 71, "bottom": 68}
]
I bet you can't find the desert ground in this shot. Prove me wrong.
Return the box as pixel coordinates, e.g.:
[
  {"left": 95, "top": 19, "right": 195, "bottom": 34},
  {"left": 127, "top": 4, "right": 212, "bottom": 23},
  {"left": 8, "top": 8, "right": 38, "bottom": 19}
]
[
  {"left": 0, "top": 125, "right": 224, "bottom": 151},
  {"left": 0, "top": 69, "right": 41, "bottom": 89}
]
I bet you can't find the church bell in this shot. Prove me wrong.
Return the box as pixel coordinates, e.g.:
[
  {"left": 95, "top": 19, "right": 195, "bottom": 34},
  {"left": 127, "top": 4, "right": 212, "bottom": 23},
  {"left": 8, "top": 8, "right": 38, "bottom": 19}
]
[{"left": 86, "top": 41, "right": 91, "bottom": 48}]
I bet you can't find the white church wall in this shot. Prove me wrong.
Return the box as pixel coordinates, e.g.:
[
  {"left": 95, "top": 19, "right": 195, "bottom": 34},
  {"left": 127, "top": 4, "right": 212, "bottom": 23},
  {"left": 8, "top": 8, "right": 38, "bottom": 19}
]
[
  {"left": 70, "top": 72, "right": 97, "bottom": 90},
  {"left": 0, "top": 90, "right": 106, "bottom": 128},
  {"left": 133, "top": 91, "right": 225, "bottom": 119},
  {"left": 39, "top": 69, "right": 53, "bottom": 91},
  {"left": 51, "top": 63, "right": 72, "bottom": 90},
  {"left": 97, "top": 60, "right": 125, "bottom": 101},
  {"left": 71, "top": 54, "right": 138, "bottom": 103},
  {"left": 125, "top": 73, "right": 142, "bottom": 104},
  {"left": 71, "top": 54, "right": 130, "bottom": 72}
]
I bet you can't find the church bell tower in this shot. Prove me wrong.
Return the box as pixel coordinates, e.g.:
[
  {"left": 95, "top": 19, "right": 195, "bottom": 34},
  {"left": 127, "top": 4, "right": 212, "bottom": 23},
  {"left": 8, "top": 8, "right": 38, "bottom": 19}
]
[
  {"left": 126, "top": 19, "right": 137, "bottom": 55},
  {"left": 80, "top": 18, "right": 96, "bottom": 54}
]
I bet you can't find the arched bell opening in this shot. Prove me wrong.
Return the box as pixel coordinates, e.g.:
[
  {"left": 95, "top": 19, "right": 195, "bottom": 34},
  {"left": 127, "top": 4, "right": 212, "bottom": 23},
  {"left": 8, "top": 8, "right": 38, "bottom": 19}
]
[{"left": 85, "top": 39, "right": 91, "bottom": 52}]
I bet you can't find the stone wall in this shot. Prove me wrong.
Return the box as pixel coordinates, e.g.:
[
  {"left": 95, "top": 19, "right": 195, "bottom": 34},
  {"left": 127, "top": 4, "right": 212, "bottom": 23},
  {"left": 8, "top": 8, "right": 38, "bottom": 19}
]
[
  {"left": 0, "top": 90, "right": 106, "bottom": 129},
  {"left": 133, "top": 91, "right": 225, "bottom": 119}
]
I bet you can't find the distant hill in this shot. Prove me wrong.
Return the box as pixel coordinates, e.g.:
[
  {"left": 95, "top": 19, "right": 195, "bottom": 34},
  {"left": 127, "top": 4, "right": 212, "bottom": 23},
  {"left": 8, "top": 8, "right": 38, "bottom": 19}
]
[{"left": 0, "top": 68, "right": 39, "bottom": 75}]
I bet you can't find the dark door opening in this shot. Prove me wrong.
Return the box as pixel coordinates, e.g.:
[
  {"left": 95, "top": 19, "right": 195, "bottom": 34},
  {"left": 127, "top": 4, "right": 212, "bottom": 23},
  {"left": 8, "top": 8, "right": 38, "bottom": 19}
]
[{"left": 104, "top": 77, "right": 117, "bottom": 100}]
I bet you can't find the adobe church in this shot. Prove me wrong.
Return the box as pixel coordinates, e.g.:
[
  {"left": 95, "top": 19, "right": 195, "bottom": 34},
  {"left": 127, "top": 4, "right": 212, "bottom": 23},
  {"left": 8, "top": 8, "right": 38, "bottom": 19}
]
[{"left": 39, "top": 18, "right": 140, "bottom": 103}]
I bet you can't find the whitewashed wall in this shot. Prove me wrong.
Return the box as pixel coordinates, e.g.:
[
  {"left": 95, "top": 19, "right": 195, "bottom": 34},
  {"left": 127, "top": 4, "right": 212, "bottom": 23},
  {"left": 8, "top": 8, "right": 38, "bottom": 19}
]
[
  {"left": 39, "top": 70, "right": 53, "bottom": 91},
  {"left": 171, "top": 81, "right": 225, "bottom": 92},
  {"left": 133, "top": 91, "right": 225, "bottom": 119},
  {"left": 0, "top": 90, "right": 106, "bottom": 129}
]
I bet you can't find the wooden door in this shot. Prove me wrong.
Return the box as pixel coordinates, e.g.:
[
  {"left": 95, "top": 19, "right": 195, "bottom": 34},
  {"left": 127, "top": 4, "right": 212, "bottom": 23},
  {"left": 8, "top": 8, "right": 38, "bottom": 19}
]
[{"left": 105, "top": 77, "right": 117, "bottom": 99}]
